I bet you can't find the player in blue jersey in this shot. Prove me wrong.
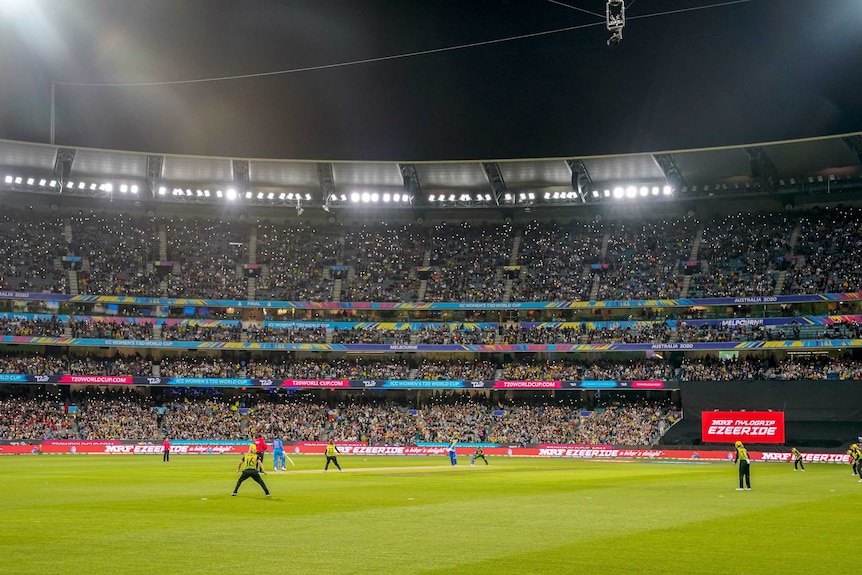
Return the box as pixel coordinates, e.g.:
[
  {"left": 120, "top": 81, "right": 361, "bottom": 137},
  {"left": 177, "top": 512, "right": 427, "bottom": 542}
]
[{"left": 272, "top": 437, "right": 286, "bottom": 472}]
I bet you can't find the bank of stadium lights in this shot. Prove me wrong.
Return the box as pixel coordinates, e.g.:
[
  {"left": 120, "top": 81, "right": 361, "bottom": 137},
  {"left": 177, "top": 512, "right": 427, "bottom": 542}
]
[
  {"left": 347, "top": 191, "right": 410, "bottom": 204},
  {"left": 545, "top": 191, "right": 581, "bottom": 200},
  {"left": 608, "top": 185, "right": 673, "bottom": 200},
  {"left": 428, "top": 193, "right": 492, "bottom": 203},
  {"left": 4, "top": 174, "right": 58, "bottom": 190}
]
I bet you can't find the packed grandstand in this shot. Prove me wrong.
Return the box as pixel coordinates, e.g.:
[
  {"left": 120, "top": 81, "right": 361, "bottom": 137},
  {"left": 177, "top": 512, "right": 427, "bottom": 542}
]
[{"left": 1, "top": 145, "right": 862, "bottom": 452}]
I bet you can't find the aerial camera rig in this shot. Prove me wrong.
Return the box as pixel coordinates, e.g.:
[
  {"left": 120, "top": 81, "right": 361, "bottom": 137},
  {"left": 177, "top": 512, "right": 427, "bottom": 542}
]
[{"left": 606, "top": 0, "right": 625, "bottom": 46}]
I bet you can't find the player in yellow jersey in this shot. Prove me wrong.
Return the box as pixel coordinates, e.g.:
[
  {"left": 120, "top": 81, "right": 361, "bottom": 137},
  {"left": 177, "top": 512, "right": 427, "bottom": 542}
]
[
  {"left": 790, "top": 447, "right": 804, "bottom": 471},
  {"left": 852, "top": 444, "right": 862, "bottom": 482},
  {"left": 324, "top": 440, "right": 342, "bottom": 472},
  {"left": 232, "top": 444, "right": 270, "bottom": 497},
  {"left": 733, "top": 440, "right": 751, "bottom": 491},
  {"left": 470, "top": 447, "right": 489, "bottom": 466}
]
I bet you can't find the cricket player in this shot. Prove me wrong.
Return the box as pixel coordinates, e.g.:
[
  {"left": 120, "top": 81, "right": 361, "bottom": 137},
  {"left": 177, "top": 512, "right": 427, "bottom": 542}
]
[
  {"left": 470, "top": 447, "right": 489, "bottom": 466},
  {"left": 232, "top": 444, "right": 270, "bottom": 497},
  {"left": 272, "top": 437, "right": 286, "bottom": 471},
  {"left": 734, "top": 440, "right": 751, "bottom": 491},
  {"left": 790, "top": 447, "right": 804, "bottom": 471},
  {"left": 324, "top": 440, "right": 342, "bottom": 472}
]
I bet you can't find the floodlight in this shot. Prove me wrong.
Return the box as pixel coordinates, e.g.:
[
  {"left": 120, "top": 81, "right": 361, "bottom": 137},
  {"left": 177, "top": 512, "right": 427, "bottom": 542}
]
[
  {"left": 3, "top": 175, "right": 11, "bottom": 184},
  {"left": 350, "top": 192, "right": 360, "bottom": 202},
  {"left": 663, "top": 186, "right": 672, "bottom": 195},
  {"left": 131, "top": 185, "right": 138, "bottom": 194},
  {"left": 361, "top": 192, "right": 370, "bottom": 202},
  {"left": 371, "top": 193, "right": 379, "bottom": 202},
  {"left": 26, "top": 178, "right": 34, "bottom": 185},
  {"left": 39, "top": 179, "right": 46, "bottom": 186},
  {"left": 383, "top": 193, "right": 391, "bottom": 202},
  {"left": 639, "top": 187, "right": 648, "bottom": 197},
  {"left": 15, "top": 177, "right": 22, "bottom": 184},
  {"left": 158, "top": 186, "right": 167, "bottom": 195},
  {"left": 613, "top": 187, "right": 623, "bottom": 198}
]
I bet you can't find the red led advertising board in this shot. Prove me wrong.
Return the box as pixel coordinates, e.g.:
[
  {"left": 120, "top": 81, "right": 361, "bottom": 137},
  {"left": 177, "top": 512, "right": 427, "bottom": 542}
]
[{"left": 701, "top": 411, "right": 785, "bottom": 443}]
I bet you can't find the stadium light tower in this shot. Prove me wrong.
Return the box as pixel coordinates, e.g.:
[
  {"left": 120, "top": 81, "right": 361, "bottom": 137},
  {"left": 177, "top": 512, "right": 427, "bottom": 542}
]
[{"left": 606, "top": 0, "right": 625, "bottom": 46}]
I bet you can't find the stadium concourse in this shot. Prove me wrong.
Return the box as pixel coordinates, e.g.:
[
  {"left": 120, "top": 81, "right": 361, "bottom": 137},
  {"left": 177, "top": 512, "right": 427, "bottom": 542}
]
[{"left": 1, "top": 196, "right": 862, "bottom": 457}]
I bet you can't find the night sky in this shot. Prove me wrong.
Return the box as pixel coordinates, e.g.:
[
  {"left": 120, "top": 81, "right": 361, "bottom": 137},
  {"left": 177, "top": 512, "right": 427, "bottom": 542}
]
[{"left": 1, "top": 0, "right": 861, "bottom": 161}]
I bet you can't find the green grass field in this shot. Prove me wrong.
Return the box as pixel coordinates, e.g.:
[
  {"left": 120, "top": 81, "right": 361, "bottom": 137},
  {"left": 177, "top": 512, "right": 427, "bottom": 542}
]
[{"left": 1, "top": 454, "right": 859, "bottom": 575}]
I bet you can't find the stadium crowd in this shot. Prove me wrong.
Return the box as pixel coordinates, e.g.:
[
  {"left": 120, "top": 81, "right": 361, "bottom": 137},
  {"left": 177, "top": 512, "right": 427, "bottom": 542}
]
[
  {"left": 3, "top": 206, "right": 862, "bottom": 301},
  {"left": 0, "top": 385, "right": 678, "bottom": 446},
  {"left": 2, "top": 353, "right": 862, "bottom": 382}
]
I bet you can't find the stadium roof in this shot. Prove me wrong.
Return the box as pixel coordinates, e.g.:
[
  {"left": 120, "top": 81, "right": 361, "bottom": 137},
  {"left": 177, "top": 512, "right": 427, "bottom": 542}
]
[{"left": 1, "top": 133, "right": 861, "bottom": 213}]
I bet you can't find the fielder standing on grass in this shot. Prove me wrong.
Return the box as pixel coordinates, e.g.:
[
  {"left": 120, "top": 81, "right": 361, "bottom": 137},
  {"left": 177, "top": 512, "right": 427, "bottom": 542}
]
[
  {"left": 447, "top": 439, "right": 458, "bottom": 466},
  {"left": 162, "top": 436, "right": 171, "bottom": 463},
  {"left": 232, "top": 444, "right": 270, "bottom": 497},
  {"left": 790, "top": 447, "right": 804, "bottom": 471},
  {"left": 849, "top": 443, "right": 861, "bottom": 478},
  {"left": 324, "top": 439, "right": 342, "bottom": 472},
  {"left": 734, "top": 440, "right": 752, "bottom": 491},
  {"left": 470, "top": 447, "right": 489, "bottom": 466},
  {"left": 851, "top": 444, "right": 862, "bottom": 482}
]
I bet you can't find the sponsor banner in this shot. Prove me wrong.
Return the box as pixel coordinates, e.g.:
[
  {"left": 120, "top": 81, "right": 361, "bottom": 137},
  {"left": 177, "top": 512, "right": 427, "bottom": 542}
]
[
  {"left": 631, "top": 380, "right": 665, "bottom": 389},
  {"left": 0, "top": 374, "right": 678, "bottom": 390},
  {"left": 579, "top": 380, "right": 618, "bottom": 389},
  {"left": 2, "top": 440, "right": 853, "bottom": 463},
  {"left": 281, "top": 379, "right": 350, "bottom": 388},
  {"left": 168, "top": 377, "right": 253, "bottom": 387},
  {"left": 702, "top": 411, "right": 786, "bottom": 443},
  {"left": 35, "top": 440, "right": 247, "bottom": 454},
  {"left": 337, "top": 445, "right": 450, "bottom": 456},
  {"left": 758, "top": 451, "right": 850, "bottom": 463},
  {"left": 492, "top": 380, "right": 562, "bottom": 389},
  {"left": 538, "top": 444, "right": 614, "bottom": 449},
  {"left": 381, "top": 380, "right": 464, "bottom": 389},
  {"left": 57, "top": 375, "right": 134, "bottom": 385}
]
